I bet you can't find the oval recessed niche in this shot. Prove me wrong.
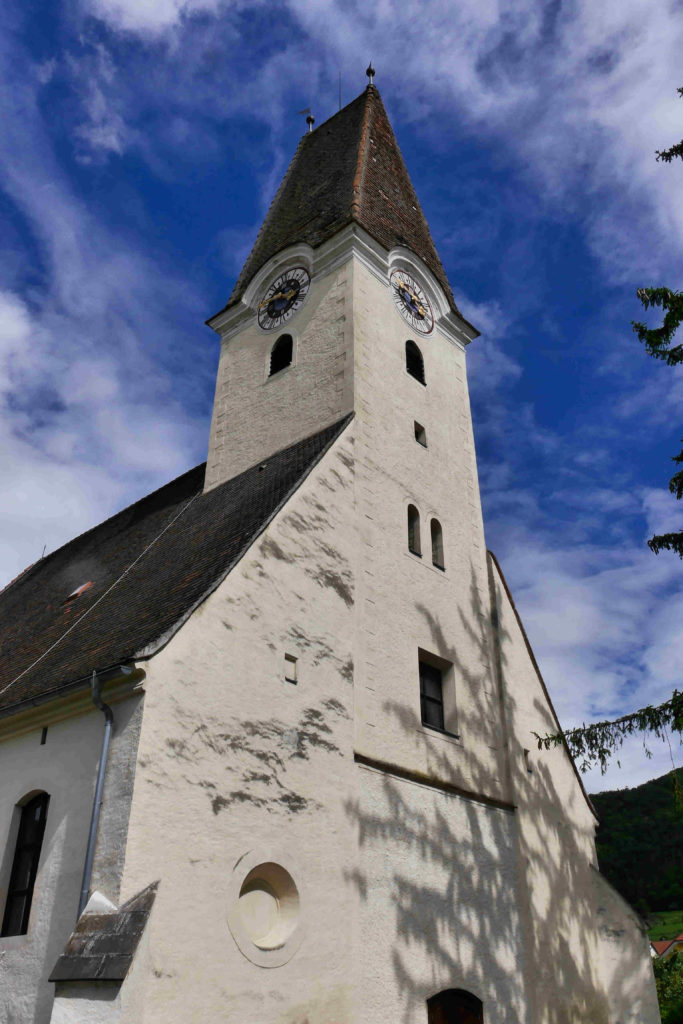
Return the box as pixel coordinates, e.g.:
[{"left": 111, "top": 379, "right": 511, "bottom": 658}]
[
  {"left": 238, "top": 863, "right": 299, "bottom": 949},
  {"left": 227, "top": 852, "right": 304, "bottom": 967}
]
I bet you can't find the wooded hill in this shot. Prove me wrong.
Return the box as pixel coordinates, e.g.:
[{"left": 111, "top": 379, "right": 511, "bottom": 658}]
[{"left": 590, "top": 770, "right": 683, "bottom": 915}]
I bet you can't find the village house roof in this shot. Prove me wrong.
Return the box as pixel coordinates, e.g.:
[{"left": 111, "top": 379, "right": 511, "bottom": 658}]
[
  {"left": 651, "top": 935, "right": 683, "bottom": 958},
  {"left": 220, "top": 86, "right": 466, "bottom": 322},
  {"left": 0, "top": 416, "right": 351, "bottom": 718}
]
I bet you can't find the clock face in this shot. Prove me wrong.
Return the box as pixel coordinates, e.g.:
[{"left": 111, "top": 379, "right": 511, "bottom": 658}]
[
  {"left": 390, "top": 269, "right": 434, "bottom": 334},
  {"left": 257, "top": 267, "right": 310, "bottom": 330}
]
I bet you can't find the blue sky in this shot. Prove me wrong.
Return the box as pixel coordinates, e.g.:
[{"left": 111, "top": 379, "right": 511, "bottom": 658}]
[{"left": 1, "top": 0, "right": 682, "bottom": 791}]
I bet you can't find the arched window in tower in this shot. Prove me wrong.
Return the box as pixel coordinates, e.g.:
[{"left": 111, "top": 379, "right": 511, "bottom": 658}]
[
  {"left": 405, "top": 340, "right": 425, "bottom": 385},
  {"left": 426, "top": 989, "right": 484, "bottom": 1024},
  {"left": 431, "top": 518, "right": 445, "bottom": 570},
  {"left": 269, "top": 334, "right": 293, "bottom": 376},
  {"left": 1, "top": 792, "right": 49, "bottom": 937},
  {"left": 408, "top": 504, "right": 421, "bottom": 556}
]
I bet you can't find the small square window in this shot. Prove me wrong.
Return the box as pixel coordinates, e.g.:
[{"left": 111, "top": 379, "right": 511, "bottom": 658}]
[
  {"left": 414, "top": 422, "right": 427, "bottom": 447},
  {"left": 284, "top": 653, "right": 297, "bottom": 684}
]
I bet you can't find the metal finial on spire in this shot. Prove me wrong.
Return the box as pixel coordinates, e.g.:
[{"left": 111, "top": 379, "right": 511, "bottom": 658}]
[
  {"left": 306, "top": 114, "right": 315, "bottom": 133},
  {"left": 366, "top": 63, "right": 375, "bottom": 85}
]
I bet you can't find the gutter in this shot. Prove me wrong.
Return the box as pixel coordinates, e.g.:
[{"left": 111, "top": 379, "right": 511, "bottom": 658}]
[{"left": 77, "top": 666, "right": 132, "bottom": 919}]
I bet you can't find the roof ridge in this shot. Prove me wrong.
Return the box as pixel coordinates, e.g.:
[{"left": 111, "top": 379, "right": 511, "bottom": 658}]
[
  {"left": 222, "top": 134, "right": 308, "bottom": 313},
  {"left": 350, "top": 88, "right": 373, "bottom": 220},
  {"left": 11, "top": 463, "right": 207, "bottom": 581},
  {"left": 215, "top": 85, "right": 463, "bottom": 319}
]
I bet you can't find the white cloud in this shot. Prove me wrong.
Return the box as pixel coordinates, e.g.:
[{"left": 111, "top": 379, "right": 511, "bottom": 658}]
[
  {"left": 642, "top": 487, "right": 683, "bottom": 539},
  {"left": 82, "top": 0, "right": 224, "bottom": 35},
  {"left": 0, "top": 39, "right": 213, "bottom": 586}
]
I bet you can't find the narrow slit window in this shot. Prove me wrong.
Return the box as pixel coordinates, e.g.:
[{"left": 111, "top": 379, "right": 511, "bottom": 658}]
[
  {"left": 269, "top": 334, "right": 293, "bottom": 376},
  {"left": 407, "top": 505, "right": 421, "bottom": 556},
  {"left": 414, "top": 421, "right": 427, "bottom": 447},
  {"left": 419, "top": 662, "right": 445, "bottom": 732},
  {"left": 284, "top": 653, "right": 298, "bottom": 684},
  {"left": 405, "top": 340, "right": 425, "bottom": 385},
  {"left": 1, "top": 793, "right": 49, "bottom": 937},
  {"left": 431, "top": 519, "right": 445, "bottom": 570}
]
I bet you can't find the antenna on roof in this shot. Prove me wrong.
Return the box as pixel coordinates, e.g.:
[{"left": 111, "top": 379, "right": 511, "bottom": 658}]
[
  {"left": 366, "top": 62, "right": 375, "bottom": 86},
  {"left": 339, "top": 70, "right": 342, "bottom": 111}
]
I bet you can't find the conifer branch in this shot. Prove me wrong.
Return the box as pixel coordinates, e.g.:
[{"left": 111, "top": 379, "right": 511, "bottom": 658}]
[{"left": 535, "top": 691, "right": 683, "bottom": 774}]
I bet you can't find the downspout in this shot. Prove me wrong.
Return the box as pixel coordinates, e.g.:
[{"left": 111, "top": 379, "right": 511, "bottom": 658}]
[{"left": 77, "top": 670, "right": 114, "bottom": 918}]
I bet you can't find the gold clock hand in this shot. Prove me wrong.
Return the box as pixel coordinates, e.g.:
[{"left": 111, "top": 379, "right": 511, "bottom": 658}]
[{"left": 259, "top": 291, "right": 283, "bottom": 309}]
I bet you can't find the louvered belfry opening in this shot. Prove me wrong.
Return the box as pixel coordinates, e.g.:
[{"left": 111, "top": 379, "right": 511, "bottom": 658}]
[
  {"left": 406, "top": 340, "right": 425, "bottom": 384},
  {"left": 269, "top": 334, "right": 293, "bottom": 376}
]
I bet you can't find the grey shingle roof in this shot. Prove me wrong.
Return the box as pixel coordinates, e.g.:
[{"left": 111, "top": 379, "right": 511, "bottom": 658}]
[
  {"left": 219, "top": 87, "right": 466, "bottom": 321},
  {"left": 0, "top": 416, "right": 351, "bottom": 717},
  {"left": 49, "top": 882, "right": 159, "bottom": 983}
]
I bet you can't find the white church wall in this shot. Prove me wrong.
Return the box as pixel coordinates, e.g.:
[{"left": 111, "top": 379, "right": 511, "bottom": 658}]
[
  {"left": 0, "top": 694, "right": 142, "bottom": 1024},
  {"left": 592, "top": 869, "right": 660, "bottom": 1024},
  {"left": 205, "top": 261, "right": 355, "bottom": 490},
  {"left": 487, "top": 553, "right": 639, "bottom": 1024},
  {"left": 350, "top": 258, "right": 511, "bottom": 806},
  {"left": 116, "top": 426, "right": 359, "bottom": 1023},
  {"left": 354, "top": 764, "right": 529, "bottom": 1024}
]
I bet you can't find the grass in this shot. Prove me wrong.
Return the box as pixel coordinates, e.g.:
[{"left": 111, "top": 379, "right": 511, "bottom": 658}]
[{"left": 649, "top": 910, "right": 683, "bottom": 942}]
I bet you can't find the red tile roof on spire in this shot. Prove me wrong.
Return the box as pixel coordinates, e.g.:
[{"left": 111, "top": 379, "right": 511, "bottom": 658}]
[{"left": 223, "top": 86, "right": 462, "bottom": 318}]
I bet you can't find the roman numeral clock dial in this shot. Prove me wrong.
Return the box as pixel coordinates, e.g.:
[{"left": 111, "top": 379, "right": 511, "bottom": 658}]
[
  {"left": 390, "top": 269, "right": 434, "bottom": 334},
  {"left": 257, "top": 267, "right": 311, "bottom": 330}
]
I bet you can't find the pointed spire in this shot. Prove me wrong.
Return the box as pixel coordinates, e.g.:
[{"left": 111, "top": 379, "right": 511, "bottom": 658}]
[{"left": 223, "top": 86, "right": 461, "bottom": 318}]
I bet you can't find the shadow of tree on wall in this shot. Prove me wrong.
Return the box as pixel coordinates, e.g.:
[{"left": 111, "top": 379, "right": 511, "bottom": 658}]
[
  {"left": 160, "top": 694, "right": 349, "bottom": 819},
  {"left": 341, "top": 559, "right": 614, "bottom": 1024}
]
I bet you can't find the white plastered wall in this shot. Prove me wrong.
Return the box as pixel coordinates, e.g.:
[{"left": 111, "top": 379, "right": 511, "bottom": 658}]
[
  {"left": 354, "top": 766, "right": 529, "bottom": 1024},
  {"left": 205, "top": 261, "right": 355, "bottom": 489},
  {"left": 487, "top": 553, "right": 659, "bottom": 1024},
  {"left": 93, "top": 249, "right": 656, "bottom": 1023},
  {"left": 592, "top": 869, "right": 660, "bottom": 1024},
  {"left": 0, "top": 695, "right": 142, "bottom": 1024},
  {"left": 349, "top": 257, "right": 509, "bottom": 804},
  {"left": 116, "top": 428, "right": 359, "bottom": 1024}
]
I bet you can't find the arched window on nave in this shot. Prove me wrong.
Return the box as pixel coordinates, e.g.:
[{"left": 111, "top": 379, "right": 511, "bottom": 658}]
[{"left": 1, "top": 792, "right": 50, "bottom": 937}]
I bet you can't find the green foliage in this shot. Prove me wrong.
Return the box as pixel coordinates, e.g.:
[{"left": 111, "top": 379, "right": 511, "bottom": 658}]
[
  {"left": 656, "top": 87, "right": 683, "bottom": 163},
  {"left": 631, "top": 87, "right": 683, "bottom": 560},
  {"left": 535, "top": 691, "right": 683, "bottom": 774},
  {"left": 590, "top": 771, "right": 683, "bottom": 912},
  {"left": 654, "top": 954, "right": 683, "bottom": 1024},
  {"left": 650, "top": 911, "right": 683, "bottom": 942},
  {"left": 632, "top": 287, "right": 683, "bottom": 365}
]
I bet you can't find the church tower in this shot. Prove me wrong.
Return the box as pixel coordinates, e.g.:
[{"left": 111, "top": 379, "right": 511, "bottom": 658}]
[
  {"left": 0, "top": 75, "right": 659, "bottom": 1024},
  {"left": 205, "top": 80, "right": 509, "bottom": 812}
]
